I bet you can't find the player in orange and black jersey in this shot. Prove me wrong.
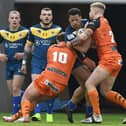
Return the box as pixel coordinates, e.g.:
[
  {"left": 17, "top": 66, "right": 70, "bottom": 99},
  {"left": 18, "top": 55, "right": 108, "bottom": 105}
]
[
  {"left": 76, "top": 2, "right": 126, "bottom": 123},
  {"left": 2, "top": 32, "right": 92, "bottom": 123}
]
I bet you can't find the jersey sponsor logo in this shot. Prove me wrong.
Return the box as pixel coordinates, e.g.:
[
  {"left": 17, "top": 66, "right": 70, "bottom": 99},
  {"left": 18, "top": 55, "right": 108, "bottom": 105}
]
[
  {"left": 35, "top": 39, "right": 51, "bottom": 46},
  {"left": 47, "top": 67, "right": 67, "bottom": 77},
  {"left": 67, "top": 33, "right": 76, "bottom": 41},
  {"left": 4, "top": 42, "right": 23, "bottom": 49},
  {"left": 0, "top": 29, "right": 28, "bottom": 42},
  {"left": 31, "top": 27, "right": 61, "bottom": 39},
  {"left": 44, "top": 79, "right": 59, "bottom": 93}
]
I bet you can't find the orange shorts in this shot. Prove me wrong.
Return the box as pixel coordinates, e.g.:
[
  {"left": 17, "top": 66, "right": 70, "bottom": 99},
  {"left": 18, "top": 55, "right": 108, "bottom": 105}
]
[
  {"left": 33, "top": 73, "right": 66, "bottom": 97},
  {"left": 99, "top": 56, "right": 122, "bottom": 77}
]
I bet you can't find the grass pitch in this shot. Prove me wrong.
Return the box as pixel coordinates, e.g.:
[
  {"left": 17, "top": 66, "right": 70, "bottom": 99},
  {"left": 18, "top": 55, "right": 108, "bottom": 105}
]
[{"left": 0, "top": 112, "right": 125, "bottom": 126}]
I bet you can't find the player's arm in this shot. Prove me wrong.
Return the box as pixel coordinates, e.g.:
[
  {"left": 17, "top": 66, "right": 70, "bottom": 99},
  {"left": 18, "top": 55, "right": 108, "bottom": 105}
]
[
  {"left": 72, "top": 18, "right": 100, "bottom": 47},
  {"left": 22, "top": 41, "right": 33, "bottom": 65},
  {"left": 0, "top": 31, "right": 8, "bottom": 62},
  {"left": 21, "top": 41, "right": 33, "bottom": 74},
  {"left": 22, "top": 28, "right": 34, "bottom": 66},
  {"left": 72, "top": 35, "right": 92, "bottom": 53}
]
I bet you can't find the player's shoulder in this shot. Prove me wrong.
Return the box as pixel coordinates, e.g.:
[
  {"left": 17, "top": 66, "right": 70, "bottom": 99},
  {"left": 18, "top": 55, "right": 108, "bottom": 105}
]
[
  {"left": 48, "top": 44, "right": 56, "bottom": 52},
  {"left": 50, "top": 42, "right": 66, "bottom": 48},
  {"left": 0, "top": 28, "right": 5, "bottom": 35},
  {"left": 29, "top": 24, "right": 41, "bottom": 33},
  {"left": 0, "top": 26, "right": 28, "bottom": 32},
  {"left": 81, "top": 18, "right": 89, "bottom": 25},
  {"left": 65, "top": 24, "right": 74, "bottom": 33},
  {"left": 18, "top": 26, "right": 29, "bottom": 32},
  {"left": 19, "top": 25, "right": 28, "bottom": 30},
  {"left": 1, "top": 26, "right": 10, "bottom": 31},
  {"left": 30, "top": 23, "right": 41, "bottom": 29},
  {"left": 51, "top": 24, "right": 62, "bottom": 31},
  {"left": 100, "top": 16, "right": 109, "bottom": 24},
  {"left": 52, "top": 24, "right": 62, "bottom": 28},
  {"left": 97, "top": 16, "right": 110, "bottom": 29}
]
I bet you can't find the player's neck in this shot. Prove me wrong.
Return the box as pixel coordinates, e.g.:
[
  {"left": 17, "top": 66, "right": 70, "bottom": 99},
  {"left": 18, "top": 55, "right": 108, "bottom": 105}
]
[
  {"left": 40, "top": 22, "right": 53, "bottom": 28},
  {"left": 9, "top": 24, "right": 20, "bottom": 31}
]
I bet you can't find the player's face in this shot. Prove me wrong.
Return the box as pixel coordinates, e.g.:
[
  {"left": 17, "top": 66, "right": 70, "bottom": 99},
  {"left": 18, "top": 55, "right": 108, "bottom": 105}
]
[
  {"left": 8, "top": 12, "right": 21, "bottom": 28},
  {"left": 40, "top": 10, "right": 53, "bottom": 25},
  {"left": 89, "top": 7, "right": 96, "bottom": 20},
  {"left": 69, "top": 15, "right": 82, "bottom": 30}
]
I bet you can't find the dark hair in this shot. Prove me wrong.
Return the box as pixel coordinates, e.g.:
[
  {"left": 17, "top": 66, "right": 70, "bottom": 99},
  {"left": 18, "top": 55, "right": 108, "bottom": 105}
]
[
  {"left": 67, "top": 8, "right": 82, "bottom": 16},
  {"left": 41, "top": 7, "right": 53, "bottom": 13},
  {"left": 56, "top": 32, "right": 65, "bottom": 42},
  {"left": 42, "top": 7, "right": 52, "bottom": 11}
]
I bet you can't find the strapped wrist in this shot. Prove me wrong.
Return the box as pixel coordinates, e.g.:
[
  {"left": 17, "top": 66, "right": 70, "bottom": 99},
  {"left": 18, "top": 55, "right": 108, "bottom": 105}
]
[{"left": 22, "top": 60, "right": 26, "bottom": 65}]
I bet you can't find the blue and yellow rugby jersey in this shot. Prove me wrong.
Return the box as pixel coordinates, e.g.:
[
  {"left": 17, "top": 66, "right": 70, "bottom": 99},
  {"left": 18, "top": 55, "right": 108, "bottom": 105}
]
[
  {"left": 65, "top": 19, "right": 89, "bottom": 41},
  {"left": 27, "top": 23, "right": 62, "bottom": 70},
  {"left": 65, "top": 18, "right": 89, "bottom": 68},
  {"left": 0, "top": 26, "right": 29, "bottom": 63}
]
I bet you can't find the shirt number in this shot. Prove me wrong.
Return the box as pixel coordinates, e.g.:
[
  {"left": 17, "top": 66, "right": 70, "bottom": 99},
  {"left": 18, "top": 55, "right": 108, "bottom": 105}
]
[{"left": 53, "top": 51, "right": 68, "bottom": 64}]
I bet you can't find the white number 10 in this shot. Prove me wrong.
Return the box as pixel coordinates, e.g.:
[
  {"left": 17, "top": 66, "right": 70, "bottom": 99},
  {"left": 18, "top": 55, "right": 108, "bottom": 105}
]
[{"left": 53, "top": 51, "right": 68, "bottom": 64}]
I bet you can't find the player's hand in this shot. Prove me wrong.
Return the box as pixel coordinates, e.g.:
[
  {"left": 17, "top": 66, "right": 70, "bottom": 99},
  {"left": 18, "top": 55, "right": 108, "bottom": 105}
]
[
  {"left": 0, "top": 53, "right": 8, "bottom": 62},
  {"left": 70, "top": 30, "right": 88, "bottom": 47},
  {"left": 83, "top": 57, "right": 96, "bottom": 71},
  {"left": 21, "top": 64, "right": 27, "bottom": 74},
  {"left": 14, "top": 52, "right": 24, "bottom": 60}
]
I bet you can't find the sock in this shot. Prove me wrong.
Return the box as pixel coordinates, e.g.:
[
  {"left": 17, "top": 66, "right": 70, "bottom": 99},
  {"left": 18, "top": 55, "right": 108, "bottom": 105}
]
[
  {"left": 12, "top": 96, "right": 21, "bottom": 114},
  {"left": 106, "top": 90, "right": 126, "bottom": 109},
  {"left": 11, "top": 90, "right": 24, "bottom": 115},
  {"left": 66, "top": 100, "right": 77, "bottom": 111},
  {"left": 88, "top": 89, "right": 101, "bottom": 114},
  {"left": 34, "top": 103, "right": 43, "bottom": 113},
  {"left": 46, "top": 99, "right": 55, "bottom": 114},
  {"left": 85, "top": 106, "right": 93, "bottom": 117},
  {"left": 21, "top": 100, "right": 35, "bottom": 117}
]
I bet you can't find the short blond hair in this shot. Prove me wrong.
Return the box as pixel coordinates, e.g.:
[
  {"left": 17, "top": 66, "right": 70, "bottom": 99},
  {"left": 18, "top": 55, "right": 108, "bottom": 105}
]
[
  {"left": 90, "top": 2, "right": 106, "bottom": 10},
  {"left": 9, "top": 10, "right": 20, "bottom": 17}
]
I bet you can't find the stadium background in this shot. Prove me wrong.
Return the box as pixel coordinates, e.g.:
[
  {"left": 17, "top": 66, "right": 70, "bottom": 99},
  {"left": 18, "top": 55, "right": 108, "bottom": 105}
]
[{"left": 0, "top": 0, "right": 126, "bottom": 113}]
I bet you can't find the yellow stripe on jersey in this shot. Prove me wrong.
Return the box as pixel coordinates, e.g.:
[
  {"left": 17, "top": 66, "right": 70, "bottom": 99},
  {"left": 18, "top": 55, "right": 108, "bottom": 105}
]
[
  {"left": 31, "top": 27, "right": 61, "bottom": 39},
  {"left": 0, "top": 29, "right": 28, "bottom": 42}
]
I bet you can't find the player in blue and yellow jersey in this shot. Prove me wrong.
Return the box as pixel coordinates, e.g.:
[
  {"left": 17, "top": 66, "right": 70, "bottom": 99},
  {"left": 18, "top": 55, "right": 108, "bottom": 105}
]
[
  {"left": 21, "top": 7, "right": 62, "bottom": 122},
  {"left": 65, "top": 8, "right": 89, "bottom": 101},
  {"left": 0, "top": 10, "right": 29, "bottom": 115},
  {"left": 65, "top": 9, "right": 88, "bottom": 41},
  {"left": 64, "top": 8, "right": 97, "bottom": 123}
]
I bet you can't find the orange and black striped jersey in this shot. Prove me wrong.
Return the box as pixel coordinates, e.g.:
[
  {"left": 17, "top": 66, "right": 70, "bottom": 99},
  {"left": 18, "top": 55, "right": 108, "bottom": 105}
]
[
  {"left": 42, "top": 42, "right": 77, "bottom": 86},
  {"left": 91, "top": 16, "right": 121, "bottom": 60}
]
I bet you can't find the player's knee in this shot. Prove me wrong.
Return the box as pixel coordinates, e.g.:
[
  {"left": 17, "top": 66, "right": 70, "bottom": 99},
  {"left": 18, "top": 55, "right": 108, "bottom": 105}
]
[
  {"left": 99, "top": 87, "right": 109, "bottom": 97},
  {"left": 85, "top": 81, "right": 92, "bottom": 90},
  {"left": 12, "top": 87, "right": 20, "bottom": 95},
  {"left": 80, "top": 84, "right": 86, "bottom": 90}
]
